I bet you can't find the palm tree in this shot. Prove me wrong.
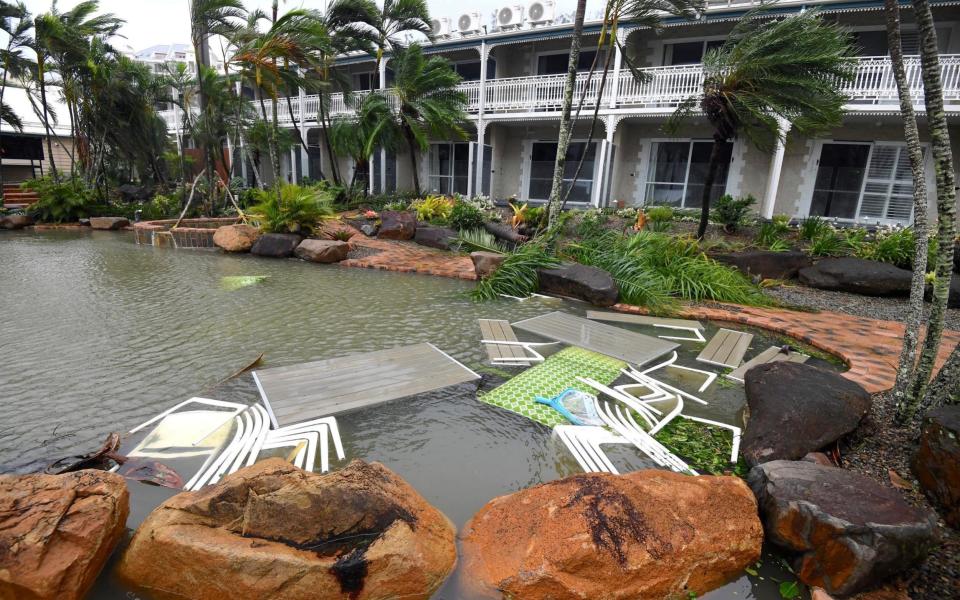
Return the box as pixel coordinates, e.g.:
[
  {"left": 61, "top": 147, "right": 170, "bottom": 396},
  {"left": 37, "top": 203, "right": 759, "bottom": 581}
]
[
  {"left": 666, "top": 10, "right": 855, "bottom": 240},
  {"left": 884, "top": 0, "right": 931, "bottom": 413},
  {"left": 0, "top": 1, "right": 32, "bottom": 189},
  {"left": 388, "top": 43, "right": 467, "bottom": 196},
  {"left": 329, "top": 91, "right": 399, "bottom": 191},
  {"left": 365, "top": 0, "right": 431, "bottom": 79}
]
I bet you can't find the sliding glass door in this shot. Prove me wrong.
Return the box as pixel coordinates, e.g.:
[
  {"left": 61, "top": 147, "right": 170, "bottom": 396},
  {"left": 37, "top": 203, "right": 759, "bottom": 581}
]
[
  {"left": 527, "top": 141, "right": 597, "bottom": 204},
  {"left": 645, "top": 140, "right": 733, "bottom": 208}
]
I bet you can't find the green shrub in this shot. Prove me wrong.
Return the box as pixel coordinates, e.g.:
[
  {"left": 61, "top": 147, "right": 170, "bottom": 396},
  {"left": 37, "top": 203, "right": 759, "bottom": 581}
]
[
  {"left": 711, "top": 194, "right": 755, "bottom": 233},
  {"left": 247, "top": 184, "right": 335, "bottom": 234},
  {"left": 382, "top": 200, "right": 409, "bottom": 212},
  {"left": 139, "top": 194, "right": 180, "bottom": 221},
  {"left": 799, "top": 216, "right": 830, "bottom": 241},
  {"left": 756, "top": 222, "right": 787, "bottom": 251},
  {"left": 25, "top": 176, "right": 96, "bottom": 223},
  {"left": 646, "top": 206, "right": 674, "bottom": 232},
  {"left": 471, "top": 242, "right": 560, "bottom": 301},
  {"left": 525, "top": 206, "right": 547, "bottom": 231},
  {"left": 855, "top": 227, "right": 915, "bottom": 269},
  {"left": 575, "top": 210, "right": 609, "bottom": 238},
  {"left": 809, "top": 230, "right": 846, "bottom": 257},
  {"left": 449, "top": 199, "right": 485, "bottom": 231},
  {"left": 412, "top": 195, "right": 454, "bottom": 224}
]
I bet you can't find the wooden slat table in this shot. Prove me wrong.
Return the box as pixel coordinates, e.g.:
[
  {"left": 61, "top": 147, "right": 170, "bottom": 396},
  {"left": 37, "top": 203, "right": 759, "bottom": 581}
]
[
  {"left": 726, "top": 346, "right": 810, "bottom": 382},
  {"left": 251, "top": 343, "right": 480, "bottom": 428},
  {"left": 479, "top": 319, "right": 530, "bottom": 365},
  {"left": 512, "top": 311, "right": 678, "bottom": 366},
  {"left": 586, "top": 310, "right": 704, "bottom": 331},
  {"left": 696, "top": 328, "right": 755, "bottom": 369}
]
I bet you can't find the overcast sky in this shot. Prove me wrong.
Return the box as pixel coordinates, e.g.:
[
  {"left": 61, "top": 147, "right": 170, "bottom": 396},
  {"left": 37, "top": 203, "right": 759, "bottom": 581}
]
[{"left": 20, "top": 0, "right": 598, "bottom": 53}]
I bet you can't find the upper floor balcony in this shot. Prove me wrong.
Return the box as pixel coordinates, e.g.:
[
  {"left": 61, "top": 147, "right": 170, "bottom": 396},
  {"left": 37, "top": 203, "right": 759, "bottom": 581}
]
[{"left": 160, "top": 55, "right": 960, "bottom": 130}]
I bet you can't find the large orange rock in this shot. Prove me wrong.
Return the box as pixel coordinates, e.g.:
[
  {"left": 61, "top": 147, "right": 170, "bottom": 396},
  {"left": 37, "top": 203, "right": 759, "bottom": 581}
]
[
  {"left": 0, "top": 469, "right": 129, "bottom": 600},
  {"left": 213, "top": 223, "right": 260, "bottom": 252},
  {"left": 118, "top": 458, "right": 457, "bottom": 600},
  {"left": 460, "top": 470, "right": 762, "bottom": 599}
]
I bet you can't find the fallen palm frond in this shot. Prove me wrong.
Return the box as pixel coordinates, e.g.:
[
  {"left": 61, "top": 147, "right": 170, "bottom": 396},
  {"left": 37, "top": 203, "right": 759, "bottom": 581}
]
[
  {"left": 454, "top": 228, "right": 508, "bottom": 255},
  {"left": 471, "top": 242, "right": 559, "bottom": 301}
]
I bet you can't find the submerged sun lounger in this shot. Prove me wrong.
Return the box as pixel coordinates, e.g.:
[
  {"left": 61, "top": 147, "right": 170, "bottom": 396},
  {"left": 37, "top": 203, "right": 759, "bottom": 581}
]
[
  {"left": 554, "top": 425, "right": 634, "bottom": 474},
  {"left": 697, "top": 328, "right": 754, "bottom": 369},
  {"left": 726, "top": 346, "right": 810, "bottom": 383},
  {"left": 479, "top": 319, "right": 558, "bottom": 366}
]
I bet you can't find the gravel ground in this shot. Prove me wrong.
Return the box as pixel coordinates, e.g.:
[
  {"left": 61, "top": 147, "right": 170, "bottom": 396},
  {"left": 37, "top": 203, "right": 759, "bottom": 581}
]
[
  {"left": 763, "top": 284, "right": 960, "bottom": 332},
  {"left": 763, "top": 283, "right": 959, "bottom": 598}
]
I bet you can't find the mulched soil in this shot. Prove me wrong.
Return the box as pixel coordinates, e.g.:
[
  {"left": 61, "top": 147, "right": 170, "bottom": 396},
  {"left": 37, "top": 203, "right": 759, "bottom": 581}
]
[{"left": 766, "top": 283, "right": 959, "bottom": 599}]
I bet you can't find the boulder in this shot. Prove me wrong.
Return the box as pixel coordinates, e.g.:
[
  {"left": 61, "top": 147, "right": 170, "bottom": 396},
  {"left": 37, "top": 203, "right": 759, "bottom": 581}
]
[
  {"left": 471, "top": 251, "right": 506, "bottom": 279},
  {"left": 460, "top": 470, "right": 763, "bottom": 600},
  {"left": 749, "top": 460, "right": 937, "bottom": 596},
  {"left": 0, "top": 470, "right": 129, "bottom": 600},
  {"left": 713, "top": 250, "right": 813, "bottom": 281},
  {"left": 213, "top": 223, "right": 260, "bottom": 252},
  {"left": 89, "top": 216, "right": 130, "bottom": 230},
  {"left": 250, "top": 232, "right": 301, "bottom": 258},
  {"left": 743, "top": 362, "right": 871, "bottom": 466},
  {"left": 537, "top": 263, "right": 619, "bottom": 307},
  {"left": 118, "top": 458, "right": 456, "bottom": 600},
  {"left": 0, "top": 214, "right": 33, "bottom": 230},
  {"left": 295, "top": 239, "right": 350, "bottom": 264},
  {"left": 414, "top": 225, "right": 458, "bottom": 250},
  {"left": 377, "top": 210, "right": 416, "bottom": 240},
  {"left": 912, "top": 406, "right": 960, "bottom": 528},
  {"left": 319, "top": 221, "right": 360, "bottom": 241},
  {"left": 360, "top": 223, "right": 378, "bottom": 237},
  {"left": 799, "top": 257, "right": 912, "bottom": 297}
]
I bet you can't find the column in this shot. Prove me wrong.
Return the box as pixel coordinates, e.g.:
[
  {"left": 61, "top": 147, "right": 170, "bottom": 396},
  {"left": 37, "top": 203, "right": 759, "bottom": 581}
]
[
  {"left": 591, "top": 118, "right": 615, "bottom": 207},
  {"left": 475, "top": 40, "right": 489, "bottom": 195},
  {"left": 299, "top": 80, "right": 309, "bottom": 180},
  {"left": 762, "top": 118, "right": 792, "bottom": 219},
  {"left": 379, "top": 57, "right": 388, "bottom": 193}
]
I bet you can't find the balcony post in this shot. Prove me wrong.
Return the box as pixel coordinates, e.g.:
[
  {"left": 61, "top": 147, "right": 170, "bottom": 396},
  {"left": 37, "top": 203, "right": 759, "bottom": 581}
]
[
  {"left": 475, "top": 40, "right": 490, "bottom": 196},
  {"left": 378, "top": 58, "right": 388, "bottom": 194},
  {"left": 609, "top": 31, "right": 622, "bottom": 109},
  {"left": 761, "top": 117, "right": 791, "bottom": 219},
  {"left": 299, "top": 79, "right": 309, "bottom": 181}
]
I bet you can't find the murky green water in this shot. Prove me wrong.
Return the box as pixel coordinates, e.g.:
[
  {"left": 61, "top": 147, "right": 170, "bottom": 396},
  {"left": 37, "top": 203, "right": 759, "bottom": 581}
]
[{"left": 0, "top": 230, "right": 815, "bottom": 600}]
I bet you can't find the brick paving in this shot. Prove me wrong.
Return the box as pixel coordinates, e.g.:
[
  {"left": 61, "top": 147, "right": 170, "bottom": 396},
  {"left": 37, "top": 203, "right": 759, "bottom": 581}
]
[
  {"left": 613, "top": 302, "right": 960, "bottom": 394},
  {"left": 341, "top": 237, "right": 477, "bottom": 281}
]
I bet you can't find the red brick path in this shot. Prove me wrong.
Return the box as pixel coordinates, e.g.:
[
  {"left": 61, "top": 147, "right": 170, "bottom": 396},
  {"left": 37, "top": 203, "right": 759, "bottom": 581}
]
[
  {"left": 613, "top": 302, "right": 960, "bottom": 394},
  {"left": 342, "top": 237, "right": 477, "bottom": 281}
]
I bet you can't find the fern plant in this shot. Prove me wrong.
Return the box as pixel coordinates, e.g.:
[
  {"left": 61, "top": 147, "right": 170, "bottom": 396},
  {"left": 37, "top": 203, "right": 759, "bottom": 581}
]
[
  {"left": 247, "top": 184, "right": 335, "bottom": 235},
  {"left": 454, "top": 228, "right": 508, "bottom": 254}
]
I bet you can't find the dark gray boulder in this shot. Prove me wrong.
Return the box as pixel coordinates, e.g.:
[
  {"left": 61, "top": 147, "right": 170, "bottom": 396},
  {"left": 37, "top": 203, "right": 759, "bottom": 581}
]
[
  {"left": 537, "top": 263, "right": 618, "bottom": 307},
  {"left": 250, "top": 233, "right": 301, "bottom": 258},
  {"left": 378, "top": 211, "right": 416, "bottom": 240},
  {"left": 414, "top": 225, "right": 457, "bottom": 250},
  {"left": 912, "top": 406, "right": 960, "bottom": 528},
  {"left": 712, "top": 250, "right": 812, "bottom": 281},
  {"left": 749, "top": 460, "right": 938, "bottom": 596},
  {"left": 798, "top": 257, "right": 911, "bottom": 296},
  {"left": 743, "top": 362, "right": 871, "bottom": 466}
]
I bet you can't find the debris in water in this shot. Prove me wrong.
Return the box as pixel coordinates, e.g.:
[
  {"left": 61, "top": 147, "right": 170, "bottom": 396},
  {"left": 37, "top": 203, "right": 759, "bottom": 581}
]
[
  {"left": 44, "top": 432, "right": 125, "bottom": 474},
  {"left": 117, "top": 460, "right": 184, "bottom": 488},
  {"left": 220, "top": 275, "right": 268, "bottom": 291}
]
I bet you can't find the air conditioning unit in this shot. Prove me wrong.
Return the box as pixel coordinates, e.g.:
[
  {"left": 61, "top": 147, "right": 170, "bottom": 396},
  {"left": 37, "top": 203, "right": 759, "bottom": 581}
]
[
  {"left": 497, "top": 5, "right": 524, "bottom": 29},
  {"left": 526, "top": 1, "right": 555, "bottom": 26},
  {"left": 457, "top": 12, "right": 482, "bottom": 35},
  {"left": 431, "top": 17, "right": 452, "bottom": 37}
]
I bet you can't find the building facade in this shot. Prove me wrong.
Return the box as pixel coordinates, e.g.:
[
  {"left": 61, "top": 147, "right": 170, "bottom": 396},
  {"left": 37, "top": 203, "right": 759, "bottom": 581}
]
[{"left": 160, "top": 0, "right": 960, "bottom": 226}]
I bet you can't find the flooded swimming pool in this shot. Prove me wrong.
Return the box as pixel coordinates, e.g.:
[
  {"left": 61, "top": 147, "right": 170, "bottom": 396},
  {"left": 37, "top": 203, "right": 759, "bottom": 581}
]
[{"left": 0, "top": 229, "right": 826, "bottom": 599}]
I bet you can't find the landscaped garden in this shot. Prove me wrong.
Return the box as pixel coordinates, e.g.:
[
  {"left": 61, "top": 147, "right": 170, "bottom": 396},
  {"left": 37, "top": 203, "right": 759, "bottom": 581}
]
[{"left": 2, "top": 0, "right": 960, "bottom": 599}]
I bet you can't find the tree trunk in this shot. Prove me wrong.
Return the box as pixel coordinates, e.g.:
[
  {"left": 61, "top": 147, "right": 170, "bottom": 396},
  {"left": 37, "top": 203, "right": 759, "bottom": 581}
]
[
  {"left": 0, "top": 60, "right": 9, "bottom": 193},
  {"left": 902, "top": 0, "right": 958, "bottom": 422},
  {"left": 317, "top": 97, "right": 341, "bottom": 185},
  {"left": 38, "top": 64, "right": 59, "bottom": 182},
  {"left": 696, "top": 134, "right": 725, "bottom": 240},
  {"left": 404, "top": 127, "right": 421, "bottom": 197},
  {"left": 886, "top": 0, "right": 932, "bottom": 415},
  {"left": 545, "top": 0, "right": 588, "bottom": 227},
  {"left": 924, "top": 343, "right": 960, "bottom": 407}
]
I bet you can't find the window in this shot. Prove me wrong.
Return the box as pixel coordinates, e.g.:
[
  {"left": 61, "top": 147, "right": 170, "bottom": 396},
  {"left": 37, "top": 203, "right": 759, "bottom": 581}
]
[
  {"left": 428, "top": 143, "right": 470, "bottom": 195},
  {"left": 454, "top": 61, "right": 482, "bottom": 81},
  {"left": 537, "top": 50, "right": 597, "bottom": 75},
  {"left": 645, "top": 140, "right": 733, "bottom": 208},
  {"left": 810, "top": 142, "right": 919, "bottom": 224},
  {"left": 528, "top": 141, "right": 597, "bottom": 203},
  {"left": 662, "top": 40, "right": 725, "bottom": 66},
  {"left": 352, "top": 72, "right": 383, "bottom": 91}
]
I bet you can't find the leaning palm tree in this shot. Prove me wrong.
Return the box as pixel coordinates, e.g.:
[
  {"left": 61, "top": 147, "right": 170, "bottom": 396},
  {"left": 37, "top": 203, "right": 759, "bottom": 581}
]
[
  {"left": 329, "top": 91, "right": 400, "bottom": 191},
  {"left": 666, "top": 10, "right": 856, "bottom": 240},
  {"left": 388, "top": 43, "right": 467, "bottom": 196}
]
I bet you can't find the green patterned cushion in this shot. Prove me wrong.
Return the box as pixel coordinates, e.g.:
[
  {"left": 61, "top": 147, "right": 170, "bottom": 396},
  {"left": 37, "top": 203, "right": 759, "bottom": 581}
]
[{"left": 480, "top": 346, "right": 627, "bottom": 427}]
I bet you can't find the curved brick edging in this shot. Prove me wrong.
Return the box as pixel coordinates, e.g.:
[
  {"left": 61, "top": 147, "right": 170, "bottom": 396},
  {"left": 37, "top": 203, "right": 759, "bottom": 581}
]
[{"left": 612, "top": 302, "right": 960, "bottom": 394}]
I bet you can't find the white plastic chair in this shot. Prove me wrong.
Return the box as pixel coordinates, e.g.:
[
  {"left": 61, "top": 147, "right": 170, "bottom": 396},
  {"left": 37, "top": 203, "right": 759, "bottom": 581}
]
[{"left": 554, "top": 425, "right": 633, "bottom": 474}]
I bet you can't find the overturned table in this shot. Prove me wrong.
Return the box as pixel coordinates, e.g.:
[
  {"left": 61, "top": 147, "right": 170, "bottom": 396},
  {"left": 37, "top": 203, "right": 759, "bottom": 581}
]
[{"left": 252, "top": 343, "right": 481, "bottom": 427}]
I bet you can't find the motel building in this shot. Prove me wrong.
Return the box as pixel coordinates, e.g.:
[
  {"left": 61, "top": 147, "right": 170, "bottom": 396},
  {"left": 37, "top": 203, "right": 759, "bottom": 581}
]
[{"left": 160, "top": 0, "right": 960, "bottom": 226}]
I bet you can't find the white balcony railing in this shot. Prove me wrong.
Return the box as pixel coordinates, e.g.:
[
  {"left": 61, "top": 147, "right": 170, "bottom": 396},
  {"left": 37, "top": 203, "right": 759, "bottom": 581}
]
[{"left": 159, "top": 55, "right": 960, "bottom": 129}]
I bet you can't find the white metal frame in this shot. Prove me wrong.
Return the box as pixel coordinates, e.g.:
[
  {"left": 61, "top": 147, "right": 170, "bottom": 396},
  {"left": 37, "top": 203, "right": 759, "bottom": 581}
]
[
  {"left": 641, "top": 138, "right": 734, "bottom": 209},
  {"left": 480, "top": 338, "right": 559, "bottom": 365},
  {"left": 653, "top": 324, "right": 707, "bottom": 343},
  {"left": 523, "top": 138, "right": 601, "bottom": 203},
  {"left": 554, "top": 425, "right": 633, "bottom": 474},
  {"left": 129, "top": 397, "right": 246, "bottom": 445},
  {"left": 637, "top": 351, "right": 716, "bottom": 395}
]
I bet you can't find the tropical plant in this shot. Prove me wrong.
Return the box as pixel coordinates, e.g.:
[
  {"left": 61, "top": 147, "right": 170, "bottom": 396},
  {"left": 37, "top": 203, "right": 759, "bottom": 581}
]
[
  {"left": 854, "top": 227, "right": 915, "bottom": 269},
  {"left": 389, "top": 43, "right": 468, "bottom": 196},
  {"left": 329, "top": 91, "right": 400, "bottom": 191},
  {"left": 412, "top": 195, "right": 453, "bottom": 223},
  {"left": 667, "top": 9, "right": 855, "bottom": 239},
  {"left": 510, "top": 201, "right": 530, "bottom": 229},
  {"left": 24, "top": 175, "right": 95, "bottom": 222},
  {"left": 711, "top": 194, "right": 755, "bottom": 233},
  {"left": 0, "top": 1, "right": 31, "bottom": 187},
  {"left": 449, "top": 199, "right": 484, "bottom": 232},
  {"left": 454, "top": 227, "right": 508, "bottom": 255},
  {"left": 247, "top": 183, "right": 335, "bottom": 234},
  {"left": 755, "top": 220, "right": 790, "bottom": 251},
  {"left": 364, "top": 0, "right": 431, "bottom": 76},
  {"left": 809, "top": 230, "right": 847, "bottom": 257},
  {"left": 798, "top": 216, "right": 831, "bottom": 241},
  {"left": 471, "top": 242, "right": 560, "bottom": 301},
  {"left": 563, "top": 229, "right": 771, "bottom": 310},
  {"left": 645, "top": 206, "right": 674, "bottom": 232}
]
